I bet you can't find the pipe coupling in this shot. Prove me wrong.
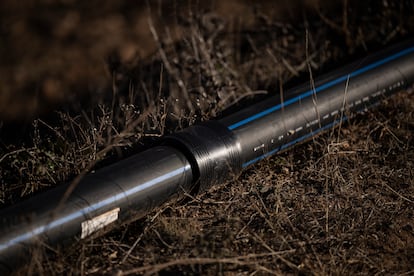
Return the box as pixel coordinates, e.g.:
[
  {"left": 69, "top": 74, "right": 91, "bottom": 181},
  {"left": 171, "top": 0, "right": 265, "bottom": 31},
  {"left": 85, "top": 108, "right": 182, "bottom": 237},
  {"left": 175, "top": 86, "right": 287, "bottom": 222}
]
[{"left": 164, "top": 121, "right": 242, "bottom": 192}]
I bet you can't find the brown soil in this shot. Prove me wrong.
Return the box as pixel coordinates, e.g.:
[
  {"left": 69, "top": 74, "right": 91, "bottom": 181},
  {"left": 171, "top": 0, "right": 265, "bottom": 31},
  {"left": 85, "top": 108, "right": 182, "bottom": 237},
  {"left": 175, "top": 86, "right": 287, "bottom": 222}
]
[{"left": 1, "top": 0, "right": 413, "bottom": 275}]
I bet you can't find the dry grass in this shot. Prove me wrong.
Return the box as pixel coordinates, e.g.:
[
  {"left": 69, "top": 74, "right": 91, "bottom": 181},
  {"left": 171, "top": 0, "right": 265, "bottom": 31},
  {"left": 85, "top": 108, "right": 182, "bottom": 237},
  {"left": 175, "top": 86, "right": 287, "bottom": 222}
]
[{"left": 1, "top": 0, "right": 414, "bottom": 275}]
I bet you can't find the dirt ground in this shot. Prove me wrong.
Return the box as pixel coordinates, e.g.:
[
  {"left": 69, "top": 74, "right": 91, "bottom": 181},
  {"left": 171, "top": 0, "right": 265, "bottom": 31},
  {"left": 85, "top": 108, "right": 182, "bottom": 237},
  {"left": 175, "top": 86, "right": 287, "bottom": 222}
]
[{"left": 0, "top": 0, "right": 413, "bottom": 275}]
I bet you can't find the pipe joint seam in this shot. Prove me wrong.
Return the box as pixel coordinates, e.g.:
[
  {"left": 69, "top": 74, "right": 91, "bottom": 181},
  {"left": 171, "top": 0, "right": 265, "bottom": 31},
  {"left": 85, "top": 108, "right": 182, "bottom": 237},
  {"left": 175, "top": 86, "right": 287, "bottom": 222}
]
[{"left": 164, "top": 121, "right": 242, "bottom": 192}]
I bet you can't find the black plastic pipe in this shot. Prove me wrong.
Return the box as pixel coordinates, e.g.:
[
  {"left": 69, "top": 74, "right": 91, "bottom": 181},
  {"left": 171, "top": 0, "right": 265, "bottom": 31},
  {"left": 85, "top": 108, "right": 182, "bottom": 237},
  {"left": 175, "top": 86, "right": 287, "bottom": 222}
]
[{"left": 1, "top": 40, "right": 414, "bottom": 274}]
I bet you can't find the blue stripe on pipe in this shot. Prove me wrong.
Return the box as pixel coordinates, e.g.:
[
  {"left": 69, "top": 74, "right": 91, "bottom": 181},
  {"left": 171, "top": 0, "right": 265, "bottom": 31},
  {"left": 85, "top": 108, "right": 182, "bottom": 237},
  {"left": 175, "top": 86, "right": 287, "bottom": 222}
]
[
  {"left": 242, "top": 116, "right": 347, "bottom": 168},
  {"left": 228, "top": 46, "right": 414, "bottom": 131},
  {"left": 0, "top": 164, "right": 191, "bottom": 252}
]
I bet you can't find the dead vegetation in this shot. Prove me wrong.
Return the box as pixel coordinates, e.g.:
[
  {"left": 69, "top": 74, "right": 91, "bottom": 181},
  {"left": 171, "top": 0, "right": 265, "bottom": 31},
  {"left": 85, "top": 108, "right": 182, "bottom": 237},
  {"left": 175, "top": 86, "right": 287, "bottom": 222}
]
[{"left": 1, "top": 0, "right": 414, "bottom": 275}]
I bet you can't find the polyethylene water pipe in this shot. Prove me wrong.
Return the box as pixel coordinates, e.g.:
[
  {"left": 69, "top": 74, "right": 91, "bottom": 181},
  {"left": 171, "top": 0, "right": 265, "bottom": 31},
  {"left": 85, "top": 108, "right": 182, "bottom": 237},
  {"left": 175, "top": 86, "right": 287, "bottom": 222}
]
[{"left": 1, "top": 40, "right": 414, "bottom": 274}]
